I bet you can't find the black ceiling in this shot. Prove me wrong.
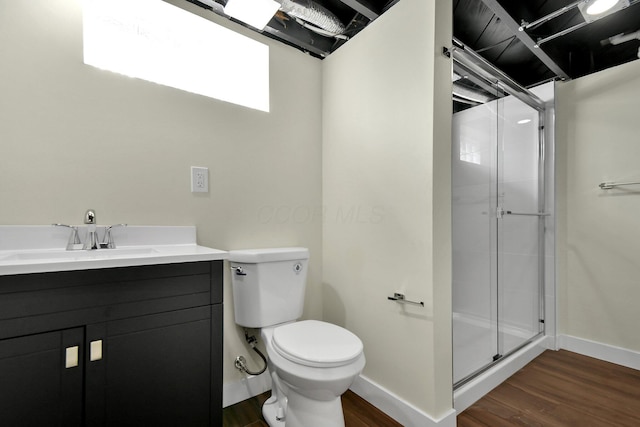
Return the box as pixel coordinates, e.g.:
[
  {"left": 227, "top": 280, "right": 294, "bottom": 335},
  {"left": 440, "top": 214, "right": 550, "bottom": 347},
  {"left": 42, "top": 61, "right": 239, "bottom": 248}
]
[
  {"left": 190, "top": 0, "right": 640, "bottom": 87},
  {"left": 188, "top": 0, "right": 395, "bottom": 57},
  {"left": 454, "top": 0, "right": 640, "bottom": 87}
]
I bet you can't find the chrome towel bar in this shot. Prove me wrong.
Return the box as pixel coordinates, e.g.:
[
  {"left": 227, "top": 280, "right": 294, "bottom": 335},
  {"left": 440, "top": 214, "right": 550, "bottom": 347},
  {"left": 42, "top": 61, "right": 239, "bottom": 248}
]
[
  {"left": 387, "top": 293, "right": 424, "bottom": 307},
  {"left": 599, "top": 181, "right": 640, "bottom": 190}
]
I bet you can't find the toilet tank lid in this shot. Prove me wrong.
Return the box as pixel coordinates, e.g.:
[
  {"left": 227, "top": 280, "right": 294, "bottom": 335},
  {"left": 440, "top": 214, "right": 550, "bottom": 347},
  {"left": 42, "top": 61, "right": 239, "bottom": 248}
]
[{"left": 228, "top": 247, "right": 309, "bottom": 263}]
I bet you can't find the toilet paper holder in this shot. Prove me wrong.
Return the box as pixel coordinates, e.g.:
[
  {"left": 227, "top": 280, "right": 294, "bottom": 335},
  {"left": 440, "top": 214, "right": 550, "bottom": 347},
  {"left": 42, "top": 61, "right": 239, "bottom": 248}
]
[{"left": 387, "top": 292, "right": 424, "bottom": 307}]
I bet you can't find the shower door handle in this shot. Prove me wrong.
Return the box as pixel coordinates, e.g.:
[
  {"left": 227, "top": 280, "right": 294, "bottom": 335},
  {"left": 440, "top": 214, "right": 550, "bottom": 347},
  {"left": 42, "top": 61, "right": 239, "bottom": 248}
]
[
  {"left": 497, "top": 207, "right": 550, "bottom": 218},
  {"left": 505, "top": 211, "right": 551, "bottom": 217}
]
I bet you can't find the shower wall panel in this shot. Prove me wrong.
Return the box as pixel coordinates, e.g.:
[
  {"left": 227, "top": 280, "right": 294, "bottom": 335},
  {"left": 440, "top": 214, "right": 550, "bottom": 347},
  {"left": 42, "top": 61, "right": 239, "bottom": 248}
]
[{"left": 452, "top": 104, "right": 495, "bottom": 322}]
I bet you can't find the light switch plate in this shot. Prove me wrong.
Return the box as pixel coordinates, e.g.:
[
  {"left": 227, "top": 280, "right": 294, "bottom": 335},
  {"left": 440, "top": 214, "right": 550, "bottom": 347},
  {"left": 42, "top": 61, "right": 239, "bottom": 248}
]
[{"left": 191, "top": 166, "right": 209, "bottom": 193}]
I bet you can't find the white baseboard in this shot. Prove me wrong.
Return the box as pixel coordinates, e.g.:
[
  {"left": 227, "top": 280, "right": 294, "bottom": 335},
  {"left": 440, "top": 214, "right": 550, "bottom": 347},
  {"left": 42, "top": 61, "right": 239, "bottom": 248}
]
[
  {"left": 223, "top": 371, "right": 271, "bottom": 408},
  {"left": 224, "top": 372, "right": 456, "bottom": 427},
  {"left": 559, "top": 334, "right": 640, "bottom": 370},
  {"left": 350, "top": 375, "right": 457, "bottom": 427}
]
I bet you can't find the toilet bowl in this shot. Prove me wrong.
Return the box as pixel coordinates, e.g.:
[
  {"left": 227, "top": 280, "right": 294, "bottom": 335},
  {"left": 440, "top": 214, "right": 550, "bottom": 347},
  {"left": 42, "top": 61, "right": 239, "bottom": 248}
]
[
  {"left": 261, "top": 320, "right": 366, "bottom": 427},
  {"left": 229, "top": 248, "right": 366, "bottom": 427}
]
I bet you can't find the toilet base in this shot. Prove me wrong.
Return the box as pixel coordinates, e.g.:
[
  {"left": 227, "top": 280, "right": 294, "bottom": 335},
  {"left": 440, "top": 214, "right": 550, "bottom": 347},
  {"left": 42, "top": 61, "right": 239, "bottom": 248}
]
[
  {"left": 262, "top": 390, "right": 345, "bottom": 427},
  {"left": 262, "top": 396, "right": 285, "bottom": 427}
]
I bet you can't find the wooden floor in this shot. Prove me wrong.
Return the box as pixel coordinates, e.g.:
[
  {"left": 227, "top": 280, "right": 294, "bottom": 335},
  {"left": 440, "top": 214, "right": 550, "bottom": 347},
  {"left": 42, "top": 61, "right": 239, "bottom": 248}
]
[
  {"left": 224, "top": 350, "right": 640, "bottom": 427},
  {"left": 223, "top": 390, "right": 402, "bottom": 427},
  {"left": 458, "top": 349, "right": 640, "bottom": 427}
]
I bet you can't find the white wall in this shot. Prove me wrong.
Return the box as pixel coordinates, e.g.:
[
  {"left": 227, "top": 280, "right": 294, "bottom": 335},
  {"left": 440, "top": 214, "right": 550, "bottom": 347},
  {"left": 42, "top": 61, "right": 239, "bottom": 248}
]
[
  {"left": 0, "top": 0, "right": 323, "bottom": 391},
  {"left": 322, "top": 0, "right": 453, "bottom": 421},
  {"left": 556, "top": 59, "right": 640, "bottom": 353}
]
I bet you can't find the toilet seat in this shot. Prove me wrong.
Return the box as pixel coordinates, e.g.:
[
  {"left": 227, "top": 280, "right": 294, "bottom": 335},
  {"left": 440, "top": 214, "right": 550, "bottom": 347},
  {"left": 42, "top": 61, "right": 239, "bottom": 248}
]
[{"left": 272, "top": 320, "right": 363, "bottom": 368}]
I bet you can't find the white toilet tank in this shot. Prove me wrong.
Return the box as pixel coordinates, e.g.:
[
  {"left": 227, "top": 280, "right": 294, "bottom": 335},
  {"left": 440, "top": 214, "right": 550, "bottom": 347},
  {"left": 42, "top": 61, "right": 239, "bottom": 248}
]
[{"left": 229, "top": 247, "right": 309, "bottom": 328}]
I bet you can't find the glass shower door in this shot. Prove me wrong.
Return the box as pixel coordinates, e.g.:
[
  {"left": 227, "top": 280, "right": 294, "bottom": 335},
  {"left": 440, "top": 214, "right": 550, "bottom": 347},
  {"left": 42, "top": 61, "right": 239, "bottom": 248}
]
[
  {"left": 451, "top": 75, "right": 501, "bottom": 384},
  {"left": 495, "top": 94, "right": 544, "bottom": 357},
  {"left": 452, "top": 63, "right": 546, "bottom": 387}
]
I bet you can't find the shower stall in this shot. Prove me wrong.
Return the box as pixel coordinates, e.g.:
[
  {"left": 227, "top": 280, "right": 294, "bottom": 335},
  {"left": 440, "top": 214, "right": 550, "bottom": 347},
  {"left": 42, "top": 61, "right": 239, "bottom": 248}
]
[{"left": 451, "top": 44, "right": 553, "bottom": 389}]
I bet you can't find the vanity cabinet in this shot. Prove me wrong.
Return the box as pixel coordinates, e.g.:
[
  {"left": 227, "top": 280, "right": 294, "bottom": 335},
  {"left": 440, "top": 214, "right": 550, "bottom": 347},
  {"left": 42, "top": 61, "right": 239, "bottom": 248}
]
[
  {"left": 0, "top": 328, "right": 84, "bottom": 426},
  {"left": 0, "top": 261, "right": 223, "bottom": 427}
]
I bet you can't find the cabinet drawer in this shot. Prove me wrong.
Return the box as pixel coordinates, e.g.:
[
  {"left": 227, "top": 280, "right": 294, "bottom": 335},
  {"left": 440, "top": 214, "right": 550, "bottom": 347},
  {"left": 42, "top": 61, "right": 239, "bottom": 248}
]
[{"left": 0, "top": 262, "right": 220, "bottom": 340}]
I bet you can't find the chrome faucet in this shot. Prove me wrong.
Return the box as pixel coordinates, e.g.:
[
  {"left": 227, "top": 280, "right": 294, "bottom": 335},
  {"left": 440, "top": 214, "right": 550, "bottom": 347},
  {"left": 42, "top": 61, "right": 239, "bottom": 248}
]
[
  {"left": 102, "top": 224, "right": 127, "bottom": 249},
  {"left": 55, "top": 211, "right": 125, "bottom": 251},
  {"left": 83, "top": 209, "right": 100, "bottom": 250},
  {"left": 53, "top": 223, "right": 82, "bottom": 251}
]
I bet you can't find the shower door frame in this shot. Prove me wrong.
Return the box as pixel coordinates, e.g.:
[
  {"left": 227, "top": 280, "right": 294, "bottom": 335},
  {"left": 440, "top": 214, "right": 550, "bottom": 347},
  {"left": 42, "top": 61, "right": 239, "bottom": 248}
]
[{"left": 452, "top": 43, "right": 548, "bottom": 389}]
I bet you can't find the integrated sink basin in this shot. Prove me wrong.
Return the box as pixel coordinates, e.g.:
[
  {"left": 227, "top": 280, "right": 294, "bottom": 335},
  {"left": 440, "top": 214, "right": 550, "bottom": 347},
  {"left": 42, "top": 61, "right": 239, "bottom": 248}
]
[
  {"left": 0, "top": 247, "right": 160, "bottom": 262},
  {"left": 0, "top": 225, "right": 228, "bottom": 275}
]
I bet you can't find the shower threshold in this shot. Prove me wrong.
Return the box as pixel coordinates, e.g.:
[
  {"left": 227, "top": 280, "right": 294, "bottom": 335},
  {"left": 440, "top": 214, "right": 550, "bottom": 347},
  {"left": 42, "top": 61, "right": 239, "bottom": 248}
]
[{"left": 453, "top": 335, "right": 549, "bottom": 413}]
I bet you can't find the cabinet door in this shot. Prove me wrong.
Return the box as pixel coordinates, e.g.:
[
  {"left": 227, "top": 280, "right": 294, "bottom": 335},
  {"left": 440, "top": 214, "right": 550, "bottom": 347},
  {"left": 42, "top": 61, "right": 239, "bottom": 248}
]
[
  {"left": 0, "top": 328, "right": 84, "bottom": 427},
  {"left": 86, "top": 306, "right": 212, "bottom": 427}
]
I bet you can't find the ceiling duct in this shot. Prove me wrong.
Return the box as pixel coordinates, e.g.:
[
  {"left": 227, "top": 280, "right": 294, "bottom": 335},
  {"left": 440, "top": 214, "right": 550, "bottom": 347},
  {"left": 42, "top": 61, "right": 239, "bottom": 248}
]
[
  {"left": 452, "top": 83, "right": 492, "bottom": 104},
  {"left": 603, "top": 29, "right": 640, "bottom": 58},
  {"left": 278, "top": 0, "right": 347, "bottom": 38}
]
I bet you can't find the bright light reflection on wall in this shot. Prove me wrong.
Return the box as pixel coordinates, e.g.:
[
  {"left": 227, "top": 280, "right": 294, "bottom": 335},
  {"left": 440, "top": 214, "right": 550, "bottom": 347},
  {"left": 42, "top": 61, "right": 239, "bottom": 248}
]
[
  {"left": 460, "top": 142, "right": 482, "bottom": 165},
  {"left": 83, "top": 0, "right": 270, "bottom": 112}
]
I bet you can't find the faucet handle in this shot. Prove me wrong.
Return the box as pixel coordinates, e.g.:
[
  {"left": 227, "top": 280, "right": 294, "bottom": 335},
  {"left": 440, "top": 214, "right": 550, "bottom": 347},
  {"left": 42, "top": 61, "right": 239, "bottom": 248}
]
[
  {"left": 84, "top": 209, "right": 96, "bottom": 225},
  {"left": 101, "top": 224, "right": 127, "bottom": 249},
  {"left": 52, "top": 224, "right": 82, "bottom": 251}
]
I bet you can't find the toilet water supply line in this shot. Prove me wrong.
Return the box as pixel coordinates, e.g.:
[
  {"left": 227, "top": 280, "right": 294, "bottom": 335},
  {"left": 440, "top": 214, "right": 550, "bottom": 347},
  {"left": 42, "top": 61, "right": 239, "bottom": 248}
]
[{"left": 235, "top": 330, "right": 267, "bottom": 376}]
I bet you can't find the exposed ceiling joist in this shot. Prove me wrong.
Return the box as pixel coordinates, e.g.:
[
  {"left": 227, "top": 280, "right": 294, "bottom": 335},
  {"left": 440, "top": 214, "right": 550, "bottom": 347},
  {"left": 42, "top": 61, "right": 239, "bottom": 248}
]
[
  {"left": 262, "top": 23, "right": 332, "bottom": 57},
  {"left": 337, "top": 0, "right": 380, "bottom": 20},
  {"left": 188, "top": 0, "right": 638, "bottom": 85},
  {"left": 382, "top": 0, "right": 400, "bottom": 13},
  {"left": 479, "top": 0, "right": 571, "bottom": 81}
]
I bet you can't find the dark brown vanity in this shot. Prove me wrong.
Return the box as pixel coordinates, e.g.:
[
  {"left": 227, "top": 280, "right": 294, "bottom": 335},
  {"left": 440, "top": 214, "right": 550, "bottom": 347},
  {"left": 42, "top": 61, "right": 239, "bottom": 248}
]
[{"left": 0, "top": 260, "right": 223, "bottom": 427}]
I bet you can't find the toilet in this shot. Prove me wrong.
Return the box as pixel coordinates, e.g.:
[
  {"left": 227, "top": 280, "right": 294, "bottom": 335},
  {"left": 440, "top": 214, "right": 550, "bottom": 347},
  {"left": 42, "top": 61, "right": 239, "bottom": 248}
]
[{"left": 229, "top": 247, "right": 365, "bottom": 427}]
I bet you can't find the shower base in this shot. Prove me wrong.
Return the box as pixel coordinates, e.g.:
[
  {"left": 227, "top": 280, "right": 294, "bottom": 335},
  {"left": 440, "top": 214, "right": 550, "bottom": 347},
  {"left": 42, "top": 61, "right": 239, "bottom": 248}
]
[
  {"left": 453, "top": 313, "right": 534, "bottom": 384},
  {"left": 453, "top": 313, "right": 549, "bottom": 412}
]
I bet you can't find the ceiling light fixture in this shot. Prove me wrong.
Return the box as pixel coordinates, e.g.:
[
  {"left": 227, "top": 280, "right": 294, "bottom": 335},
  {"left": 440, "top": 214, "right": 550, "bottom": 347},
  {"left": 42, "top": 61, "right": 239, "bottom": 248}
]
[
  {"left": 223, "top": 0, "right": 280, "bottom": 30},
  {"left": 586, "top": 0, "right": 618, "bottom": 15},
  {"left": 578, "top": 0, "right": 629, "bottom": 22}
]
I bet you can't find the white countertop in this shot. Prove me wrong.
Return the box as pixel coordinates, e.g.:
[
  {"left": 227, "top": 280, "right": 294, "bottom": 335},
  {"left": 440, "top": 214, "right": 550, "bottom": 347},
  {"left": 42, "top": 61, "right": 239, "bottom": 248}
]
[{"left": 0, "top": 226, "right": 228, "bottom": 276}]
